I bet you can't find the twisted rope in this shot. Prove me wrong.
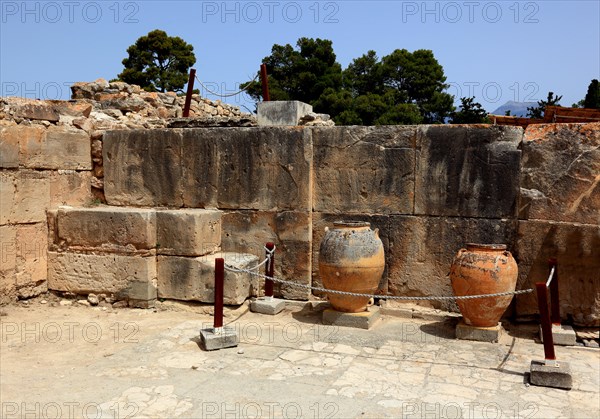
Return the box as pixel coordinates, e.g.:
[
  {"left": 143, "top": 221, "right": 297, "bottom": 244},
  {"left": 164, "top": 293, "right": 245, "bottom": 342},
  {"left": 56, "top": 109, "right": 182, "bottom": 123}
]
[{"left": 223, "top": 265, "right": 533, "bottom": 301}]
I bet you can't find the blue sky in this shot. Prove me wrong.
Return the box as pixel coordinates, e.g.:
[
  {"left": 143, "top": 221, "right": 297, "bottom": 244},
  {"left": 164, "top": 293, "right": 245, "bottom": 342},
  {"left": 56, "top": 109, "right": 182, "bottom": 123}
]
[{"left": 1, "top": 0, "right": 599, "bottom": 113}]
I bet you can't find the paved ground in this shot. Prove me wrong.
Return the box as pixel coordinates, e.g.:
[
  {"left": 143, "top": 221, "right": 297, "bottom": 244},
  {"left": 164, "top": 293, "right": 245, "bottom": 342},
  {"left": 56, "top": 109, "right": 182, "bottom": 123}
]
[{"left": 0, "top": 299, "right": 598, "bottom": 418}]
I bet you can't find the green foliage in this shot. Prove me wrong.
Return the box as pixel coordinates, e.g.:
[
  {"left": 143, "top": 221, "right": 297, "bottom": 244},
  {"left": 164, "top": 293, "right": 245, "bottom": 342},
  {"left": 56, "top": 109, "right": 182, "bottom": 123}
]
[
  {"left": 504, "top": 110, "right": 512, "bottom": 116},
  {"left": 583, "top": 79, "right": 600, "bottom": 109},
  {"left": 572, "top": 99, "right": 585, "bottom": 108},
  {"left": 450, "top": 97, "right": 489, "bottom": 124},
  {"left": 526, "top": 91, "right": 562, "bottom": 119},
  {"left": 244, "top": 38, "right": 454, "bottom": 125},
  {"left": 117, "top": 29, "right": 196, "bottom": 93}
]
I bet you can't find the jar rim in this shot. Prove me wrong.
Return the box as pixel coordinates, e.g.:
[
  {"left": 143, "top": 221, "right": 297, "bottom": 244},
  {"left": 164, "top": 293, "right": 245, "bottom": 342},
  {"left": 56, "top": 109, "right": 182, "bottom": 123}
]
[
  {"left": 333, "top": 221, "right": 370, "bottom": 228},
  {"left": 466, "top": 243, "right": 507, "bottom": 251}
]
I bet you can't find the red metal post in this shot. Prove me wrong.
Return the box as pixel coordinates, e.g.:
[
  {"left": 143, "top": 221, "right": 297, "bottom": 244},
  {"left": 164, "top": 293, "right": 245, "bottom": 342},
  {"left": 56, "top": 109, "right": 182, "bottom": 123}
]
[
  {"left": 183, "top": 68, "right": 196, "bottom": 117},
  {"left": 260, "top": 64, "right": 270, "bottom": 102},
  {"left": 549, "top": 258, "right": 561, "bottom": 325},
  {"left": 265, "top": 242, "right": 275, "bottom": 298},
  {"left": 214, "top": 258, "right": 225, "bottom": 329},
  {"left": 536, "top": 282, "right": 556, "bottom": 360}
]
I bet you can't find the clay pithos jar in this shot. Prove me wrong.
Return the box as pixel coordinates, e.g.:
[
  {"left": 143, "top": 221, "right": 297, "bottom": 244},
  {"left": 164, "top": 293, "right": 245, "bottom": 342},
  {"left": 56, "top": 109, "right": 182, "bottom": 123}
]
[
  {"left": 319, "top": 221, "right": 385, "bottom": 313},
  {"left": 450, "top": 244, "right": 518, "bottom": 327}
]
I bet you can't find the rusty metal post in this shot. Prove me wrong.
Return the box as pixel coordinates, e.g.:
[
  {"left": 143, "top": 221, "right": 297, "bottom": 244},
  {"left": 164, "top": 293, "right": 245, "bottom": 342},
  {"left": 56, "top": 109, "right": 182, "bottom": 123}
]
[
  {"left": 536, "top": 282, "right": 556, "bottom": 361},
  {"left": 265, "top": 242, "right": 275, "bottom": 298},
  {"left": 260, "top": 64, "right": 270, "bottom": 102},
  {"left": 214, "top": 258, "right": 224, "bottom": 329},
  {"left": 549, "top": 258, "right": 561, "bottom": 325},
  {"left": 183, "top": 68, "right": 196, "bottom": 117}
]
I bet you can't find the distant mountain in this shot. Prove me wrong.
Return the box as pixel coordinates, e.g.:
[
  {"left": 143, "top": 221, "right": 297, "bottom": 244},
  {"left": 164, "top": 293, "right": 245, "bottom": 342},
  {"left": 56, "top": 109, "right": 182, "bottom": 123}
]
[{"left": 491, "top": 101, "right": 537, "bottom": 117}]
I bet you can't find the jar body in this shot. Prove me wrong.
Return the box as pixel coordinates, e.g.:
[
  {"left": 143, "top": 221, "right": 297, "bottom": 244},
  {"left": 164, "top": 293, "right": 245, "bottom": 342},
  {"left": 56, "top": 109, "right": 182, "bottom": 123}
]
[
  {"left": 450, "top": 244, "right": 518, "bottom": 327},
  {"left": 319, "top": 222, "right": 385, "bottom": 313}
]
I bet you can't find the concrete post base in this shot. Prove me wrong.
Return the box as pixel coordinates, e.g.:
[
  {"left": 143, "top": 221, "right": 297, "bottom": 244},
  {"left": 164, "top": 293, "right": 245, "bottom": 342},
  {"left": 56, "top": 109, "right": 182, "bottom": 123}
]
[
  {"left": 540, "top": 324, "right": 577, "bottom": 346},
  {"left": 322, "top": 306, "right": 381, "bottom": 330},
  {"left": 455, "top": 320, "right": 504, "bottom": 342},
  {"left": 530, "top": 360, "right": 573, "bottom": 390},
  {"left": 200, "top": 326, "right": 238, "bottom": 351},
  {"left": 250, "top": 297, "right": 286, "bottom": 315}
]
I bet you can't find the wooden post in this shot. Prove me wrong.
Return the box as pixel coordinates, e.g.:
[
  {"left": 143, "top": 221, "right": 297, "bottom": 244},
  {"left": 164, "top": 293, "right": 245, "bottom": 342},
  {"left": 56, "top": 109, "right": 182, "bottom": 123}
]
[
  {"left": 183, "top": 68, "right": 196, "bottom": 117},
  {"left": 265, "top": 242, "right": 275, "bottom": 298},
  {"left": 536, "top": 282, "right": 556, "bottom": 361},
  {"left": 260, "top": 64, "right": 270, "bottom": 102},
  {"left": 214, "top": 258, "right": 224, "bottom": 330}
]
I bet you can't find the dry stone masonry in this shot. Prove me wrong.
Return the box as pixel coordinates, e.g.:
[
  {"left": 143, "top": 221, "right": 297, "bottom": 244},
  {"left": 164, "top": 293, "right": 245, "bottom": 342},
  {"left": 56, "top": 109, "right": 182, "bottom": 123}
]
[{"left": 0, "top": 82, "right": 598, "bottom": 326}]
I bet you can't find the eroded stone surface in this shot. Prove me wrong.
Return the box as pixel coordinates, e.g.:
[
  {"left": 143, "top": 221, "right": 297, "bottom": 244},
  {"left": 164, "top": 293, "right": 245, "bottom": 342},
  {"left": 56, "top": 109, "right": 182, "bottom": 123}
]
[
  {"left": 312, "top": 126, "right": 416, "bottom": 214},
  {"left": 222, "top": 210, "right": 311, "bottom": 300},
  {"left": 520, "top": 123, "right": 600, "bottom": 224},
  {"left": 514, "top": 220, "right": 600, "bottom": 326},
  {"left": 156, "top": 210, "right": 221, "bottom": 256},
  {"left": 415, "top": 125, "right": 522, "bottom": 218},
  {"left": 157, "top": 252, "right": 259, "bottom": 305}
]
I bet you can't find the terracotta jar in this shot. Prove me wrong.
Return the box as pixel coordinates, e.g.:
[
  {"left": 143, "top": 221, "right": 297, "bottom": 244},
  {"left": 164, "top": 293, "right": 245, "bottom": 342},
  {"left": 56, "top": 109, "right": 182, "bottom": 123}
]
[
  {"left": 450, "top": 244, "right": 518, "bottom": 327},
  {"left": 319, "top": 221, "right": 385, "bottom": 313}
]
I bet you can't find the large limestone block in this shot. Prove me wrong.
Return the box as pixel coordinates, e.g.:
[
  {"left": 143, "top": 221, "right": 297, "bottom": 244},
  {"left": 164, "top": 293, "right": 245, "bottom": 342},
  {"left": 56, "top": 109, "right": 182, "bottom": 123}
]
[
  {"left": 312, "top": 213, "right": 390, "bottom": 297},
  {"left": 0, "top": 172, "right": 15, "bottom": 225},
  {"left": 387, "top": 216, "right": 518, "bottom": 312},
  {"left": 48, "top": 252, "right": 157, "bottom": 302},
  {"left": 181, "top": 129, "right": 219, "bottom": 208},
  {"left": 514, "top": 220, "right": 600, "bottom": 326},
  {"left": 313, "top": 126, "right": 416, "bottom": 214},
  {"left": 0, "top": 125, "right": 23, "bottom": 168},
  {"left": 520, "top": 123, "right": 600, "bottom": 225},
  {"left": 103, "top": 129, "right": 184, "bottom": 206},
  {"left": 49, "top": 171, "right": 92, "bottom": 206},
  {"left": 221, "top": 210, "right": 312, "bottom": 300},
  {"left": 0, "top": 225, "right": 17, "bottom": 304},
  {"left": 156, "top": 209, "right": 221, "bottom": 256},
  {"left": 8, "top": 170, "right": 50, "bottom": 224},
  {"left": 55, "top": 206, "right": 156, "bottom": 254},
  {"left": 12, "top": 100, "right": 59, "bottom": 122},
  {"left": 415, "top": 125, "right": 522, "bottom": 218},
  {"left": 20, "top": 125, "right": 91, "bottom": 170},
  {"left": 15, "top": 223, "right": 48, "bottom": 298},
  {"left": 217, "top": 128, "right": 313, "bottom": 211},
  {"left": 157, "top": 253, "right": 259, "bottom": 305},
  {"left": 257, "top": 101, "right": 313, "bottom": 126}
]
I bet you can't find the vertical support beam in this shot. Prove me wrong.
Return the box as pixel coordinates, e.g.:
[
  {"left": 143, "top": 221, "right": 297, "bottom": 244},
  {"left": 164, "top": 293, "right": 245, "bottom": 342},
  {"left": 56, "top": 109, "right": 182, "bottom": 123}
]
[
  {"left": 260, "top": 64, "right": 270, "bottom": 102},
  {"left": 549, "top": 258, "right": 561, "bottom": 325},
  {"left": 536, "top": 282, "right": 556, "bottom": 361},
  {"left": 214, "top": 257, "right": 224, "bottom": 330},
  {"left": 183, "top": 68, "right": 196, "bottom": 117},
  {"left": 265, "top": 242, "right": 275, "bottom": 298}
]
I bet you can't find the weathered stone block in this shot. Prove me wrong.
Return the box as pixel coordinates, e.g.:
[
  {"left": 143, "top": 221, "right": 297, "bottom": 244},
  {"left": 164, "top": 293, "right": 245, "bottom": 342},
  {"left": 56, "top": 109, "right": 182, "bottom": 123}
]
[
  {"left": 322, "top": 306, "right": 381, "bottom": 330},
  {"left": 157, "top": 253, "right": 259, "bottom": 305},
  {"left": 181, "top": 129, "right": 219, "bottom": 208},
  {"left": 387, "top": 215, "right": 518, "bottom": 312},
  {"left": 200, "top": 326, "right": 238, "bottom": 351},
  {"left": 415, "top": 125, "right": 522, "bottom": 218},
  {"left": 156, "top": 209, "right": 221, "bottom": 256},
  {"left": 250, "top": 297, "right": 286, "bottom": 315},
  {"left": 312, "top": 126, "right": 416, "bottom": 214},
  {"left": 0, "top": 173, "right": 15, "bottom": 225},
  {"left": 15, "top": 223, "right": 48, "bottom": 298},
  {"left": 0, "top": 125, "right": 22, "bottom": 168},
  {"left": 9, "top": 170, "right": 50, "bottom": 224},
  {"left": 0, "top": 225, "right": 17, "bottom": 304},
  {"left": 48, "top": 252, "right": 157, "bottom": 302},
  {"left": 222, "top": 210, "right": 311, "bottom": 300},
  {"left": 312, "top": 213, "right": 389, "bottom": 297},
  {"left": 540, "top": 324, "right": 577, "bottom": 346},
  {"left": 520, "top": 123, "right": 600, "bottom": 225},
  {"left": 530, "top": 360, "right": 572, "bottom": 390},
  {"left": 514, "top": 220, "right": 600, "bottom": 326},
  {"left": 49, "top": 171, "right": 92, "bottom": 206},
  {"left": 257, "top": 101, "right": 313, "bottom": 126},
  {"left": 217, "top": 128, "right": 312, "bottom": 211},
  {"left": 12, "top": 100, "right": 59, "bottom": 122},
  {"left": 103, "top": 129, "right": 184, "bottom": 206},
  {"left": 55, "top": 206, "right": 156, "bottom": 254},
  {"left": 20, "top": 125, "right": 91, "bottom": 170},
  {"left": 455, "top": 320, "right": 503, "bottom": 342}
]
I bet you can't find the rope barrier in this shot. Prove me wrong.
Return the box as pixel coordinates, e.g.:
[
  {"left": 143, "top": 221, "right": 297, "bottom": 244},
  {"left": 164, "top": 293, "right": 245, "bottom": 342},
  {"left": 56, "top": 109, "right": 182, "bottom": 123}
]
[
  {"left": 195, "top": 74, "right": 259, "bottom": 98},
  {"left": 545, "top": 265, "right": 556, "bottom": 288},
  {"left": 223, "top": 264, "right": 534, "bottom": 301},
  {"left": 243, "top": 245, "right": 276, "bottom": 271}
]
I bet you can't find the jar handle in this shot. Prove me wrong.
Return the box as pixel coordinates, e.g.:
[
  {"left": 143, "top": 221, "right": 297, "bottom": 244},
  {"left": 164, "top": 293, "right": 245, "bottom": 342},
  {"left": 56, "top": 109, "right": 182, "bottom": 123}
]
[{"left": 374, "top": 228, "right": 379, "bottom": 238}]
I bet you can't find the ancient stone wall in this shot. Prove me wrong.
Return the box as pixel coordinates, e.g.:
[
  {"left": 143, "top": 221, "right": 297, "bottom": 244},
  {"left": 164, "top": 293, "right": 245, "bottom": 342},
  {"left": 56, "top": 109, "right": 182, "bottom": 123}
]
[{"left": 1, "top": 85, "right": 598, "bottom": 325}]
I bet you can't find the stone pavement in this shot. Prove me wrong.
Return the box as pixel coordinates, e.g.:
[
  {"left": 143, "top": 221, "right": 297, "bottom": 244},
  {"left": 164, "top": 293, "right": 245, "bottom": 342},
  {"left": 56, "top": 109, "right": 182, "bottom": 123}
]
[{"left": 0, "top": 301, "right": 598, "bottom": 418}]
